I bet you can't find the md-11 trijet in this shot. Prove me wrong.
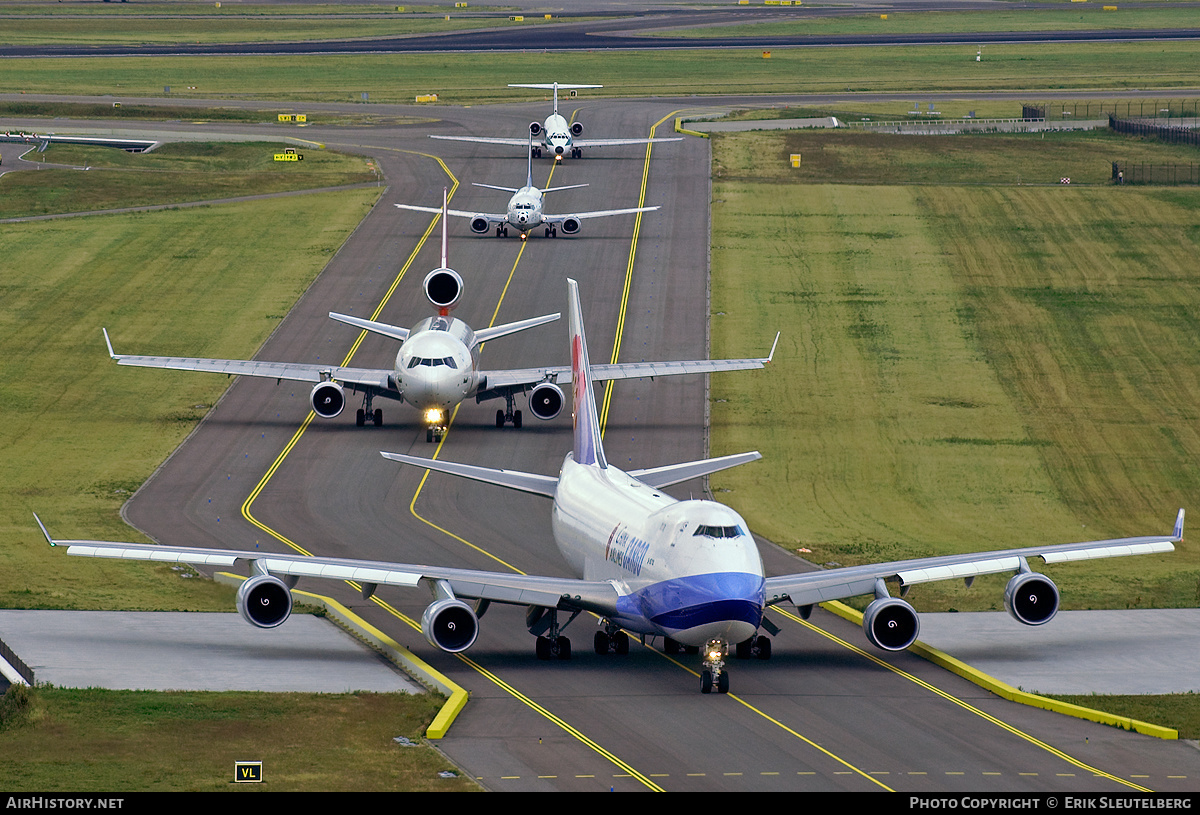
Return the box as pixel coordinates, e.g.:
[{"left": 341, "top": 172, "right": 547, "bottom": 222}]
[{"left": 104, "top": 194, "right": 773, "bottom": 442}]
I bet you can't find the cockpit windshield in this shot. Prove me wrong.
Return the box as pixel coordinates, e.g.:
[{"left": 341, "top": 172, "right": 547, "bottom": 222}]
[
  {"left": 693, "top": 524, "right": 746, "bottom": 539},
  {"left": 406, "top": 357, "right": 458, "bottom": 370}
]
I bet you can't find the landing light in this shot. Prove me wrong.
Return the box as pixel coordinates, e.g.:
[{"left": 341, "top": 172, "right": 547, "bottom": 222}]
[{"left": 424, "top": 408, "right": 444, "bottom": 425}]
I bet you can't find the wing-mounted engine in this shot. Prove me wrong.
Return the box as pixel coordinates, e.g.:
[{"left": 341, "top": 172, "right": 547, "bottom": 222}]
[
  {"left": 529, "top": 121, "right": 543, "bottom": 137},
  {"left": 570, "top": 121, "right": 584, "bottom": 137},
  {"left": 528, "top": 382, "right": 564, "bottom": 420},
  {"left": 862, "top": 596, "right": 920, "bottom": 651},
  {"left": 1004, "top": 570, "right": 1059, "bottom": 625},
  {"left": 470, "top": 217, "right": 491, "bottom": 234},
  {"left": 424, "top": 268, "right": 463, "bottom": 311},
  {"left": 560, "top": 217, "right": 581, "bottom": 235},
  {"left": 421, "top": 598, "right": 480, "bottom": 652},
  {"left": 236, "top": 574, "right": 293, "bottom": 629},
  {"left": 310, "top": 380, "right": 346, "bottom": 418}
]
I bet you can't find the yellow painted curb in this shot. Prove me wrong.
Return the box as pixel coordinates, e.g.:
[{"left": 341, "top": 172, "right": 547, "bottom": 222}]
[
  {"left": 674, "top": 117, "right": 710, "bottom": 139},
  {"left": 215, "top": 573, "right": 468, "bottom": 739},
  {"left": 821, "top": 600, "right": 1178, "bottom": 740}
]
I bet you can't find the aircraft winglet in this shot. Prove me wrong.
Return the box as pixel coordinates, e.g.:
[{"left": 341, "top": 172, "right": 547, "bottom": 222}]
[
  {"left": 33, "top": 512, "right": 54, "bottom": 545},
  {"left": 102, "top": 328, "right": 117, "bottom": 360},
  {"left": 1174, "top": 508, "right": 1185, "bottom": 540}
]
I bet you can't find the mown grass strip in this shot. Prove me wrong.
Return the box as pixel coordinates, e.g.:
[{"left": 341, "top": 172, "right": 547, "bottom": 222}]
[{"left": 709, "top": 130, "right": 1200, "bottom": 613}]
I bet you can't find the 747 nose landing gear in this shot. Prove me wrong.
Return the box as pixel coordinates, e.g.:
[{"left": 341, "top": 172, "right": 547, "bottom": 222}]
[{"left": 700, "top": 638, "right": 730, "bottom": 694}]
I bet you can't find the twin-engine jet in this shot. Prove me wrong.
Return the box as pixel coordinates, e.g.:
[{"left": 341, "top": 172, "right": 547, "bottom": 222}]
[
  {"left": 44, "top": 279, "right": 1182, "bottom": 694},
  {"left": 103, "top": 195, "right": 773, "bottom": 442},
  {"left": 429, "top": 82, "right": 681, "bottom": 161},
  {"left": 396, "top": 139, "right": 659, "bottom": 239}
]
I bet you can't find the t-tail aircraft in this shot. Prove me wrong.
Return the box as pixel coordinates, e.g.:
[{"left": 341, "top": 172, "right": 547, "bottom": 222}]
[
  {"left": 396, "top": 137, "right": 660, "bottom": 239},
  {"left": 41, "top": 286, "right": 1181, "bottom": 694},
  {"left": 103, "top": 194, "right": 773, "bottom": 441},
  {"left": 429, "top": 82, "right": 681, "bottom": 161}
]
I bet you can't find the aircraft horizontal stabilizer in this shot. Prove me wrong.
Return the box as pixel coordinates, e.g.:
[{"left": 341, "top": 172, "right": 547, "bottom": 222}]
[
  {"left": 473, "top": 313, "right": 561, "bottom": 345},
  {"left": 381, "top": 452, "right": 558, "bottom": 498},
  {"left": 628, "top": 451, "right": 762, "bottom": 490},
  {"left": 328, "top": 312, "right": 410, "bottom": 342}
]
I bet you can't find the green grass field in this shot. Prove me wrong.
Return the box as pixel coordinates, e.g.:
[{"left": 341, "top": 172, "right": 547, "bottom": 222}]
[
  {"left": 0, "top": 178, "right": 380, "bottom": 611},
  {"left": 0, "top": 685, "right": 474, "bottom": 791},
  {"left": 1, "top": 141, "right": 377, "bottom": 218},
  {"left": 1, "top": 41, "right": 1199, "bottom": 103},
  {"left": 709, "top": 129, "right": 1200, "bottom": 615}
]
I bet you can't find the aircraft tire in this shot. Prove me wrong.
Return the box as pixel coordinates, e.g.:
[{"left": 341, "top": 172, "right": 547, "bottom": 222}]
[
  {"left": 700, "top": 670, "right": 713, "bottom": 694},
  {"left": 513, "top": 410, "right": 523, "bottom": 429},
  {"left": 496, "top": 410, "right": 505, "bottom": 428},
  {"left": 613, "top": 631, "right": 629, "bottom": 655},
  {"left": 373, "top": 409, "right": 383, "bottom": 427},
  {"left": 755, "top": 635, "right": 772, "bottom": 660},
  {"left": 717, "top": 671, "right": 730, "bottom": 694},
  {"left": 593, "top": 631, "right": 609, "bottom": 655}
]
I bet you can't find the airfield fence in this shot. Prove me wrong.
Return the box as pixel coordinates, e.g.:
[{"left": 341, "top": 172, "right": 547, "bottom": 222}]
[
  {"left": 1025, "top": 99, "right": 1200, "bottom": 121},
  {"left": 1108, "top": 115, "right": 1200, "bottom": 148},
  {"left": 1112, "top": 161, "right": 1200, "bottom": 185}
]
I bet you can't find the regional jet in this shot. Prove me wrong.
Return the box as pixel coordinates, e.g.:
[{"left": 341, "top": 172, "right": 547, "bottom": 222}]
[
  {"left": 103, "top": 194, "right": 773, "bottom": 441},
  {"left": 44, "top": 278, "right": 1183, "bottom": 694},
  {"left": 396, "top": 138, "right": 659, "bottom": 239},
  {"left": 429, "top": 82, "right": 682, "bottom": 161}
]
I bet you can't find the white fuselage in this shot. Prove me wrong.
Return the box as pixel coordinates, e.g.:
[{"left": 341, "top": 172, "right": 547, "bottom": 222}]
[
  {"left": 394, "top": 315, "right": 480, "bottom": 414},
  {"left": 550, "top": 455, "right": 765, "bottom": 646},
  {"left": 506, "top": 186, "right": 545, "bottom": 230},
  {"left": 541, "top": 113, "right": 573, "bottom": 157}
]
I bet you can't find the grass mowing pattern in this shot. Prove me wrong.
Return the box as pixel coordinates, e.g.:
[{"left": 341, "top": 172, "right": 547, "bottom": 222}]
[
  {"left": 0, "top": 189, "right": 380, "bottom": 612},
  {"left": 1, "top": 141, "right": 377, "bottom": 218},
  {"left": 710, "top": 130, "right": 1199, "bottom": 613}
]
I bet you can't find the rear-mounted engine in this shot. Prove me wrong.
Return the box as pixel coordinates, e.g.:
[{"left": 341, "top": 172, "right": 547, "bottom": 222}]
[{"left": 424, "top": 268, "right": 463, "bottom": 310}]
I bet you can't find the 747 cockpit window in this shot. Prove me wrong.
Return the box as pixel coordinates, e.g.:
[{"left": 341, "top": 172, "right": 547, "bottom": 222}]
[{"left": 693, "top": 524, "right": 746, "bottom": 539}]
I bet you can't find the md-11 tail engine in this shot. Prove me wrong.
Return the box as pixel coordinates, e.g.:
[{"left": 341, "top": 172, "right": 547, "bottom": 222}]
[
  {"left": 529, "top": 121, "right": 543, "bottom": 137},
  {"left": 421, "top": 598, "right": 480, "bottom": 653},
  {"left": 570, "top": 122, "right": 584, "bottom": 136},
  {"left": 862, "top": 596, "right": 920, "bottom": 651},
  {"left": 528, "top": 382, "right": 564, "bottom": 420},
  {"left": 470, "top": 217, "right": 491, "bottom": 234},
  {"left": 236, "top": 574, "right": 293, "bottom": 629},
  {"left": 424, "top": 268, "right": 463, "bottom": 311},
  {"left": 310, "top": 380, "right": 346, "bottom": 418},
  {"left": 1004, "top": 571, "right": 1060, "bottom": 626},
  {"left": 560, "top": 217, "right": 581, "bottom": 235}
]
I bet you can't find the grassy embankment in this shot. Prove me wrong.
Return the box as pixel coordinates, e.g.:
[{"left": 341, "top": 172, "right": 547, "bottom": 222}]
[
  {"left": 0, "top": 143, "right": 468, "bottom": 789},
  {"left": 708, "top": 128, "right": 1200, "bottom": 734}
]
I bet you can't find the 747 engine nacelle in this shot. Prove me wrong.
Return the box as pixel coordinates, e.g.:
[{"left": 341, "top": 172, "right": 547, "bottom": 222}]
[
  {"left": 310, "top": 380, "right": 346, "bottom": 418},
  {"left": 421, "top": 598, "right": 480, "bottom": 653},
  {"left": 1004, "top": 571, "right": 1060, "bottom": 626},
  {"left": 528, "top": 382, "right": 564, "bottom": 420},
  {"left": 236, "top": 574, "right": 293, "bottom": 629},
  {"left": 862, "top": 596, "right": 920, "bottom": 651}
]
